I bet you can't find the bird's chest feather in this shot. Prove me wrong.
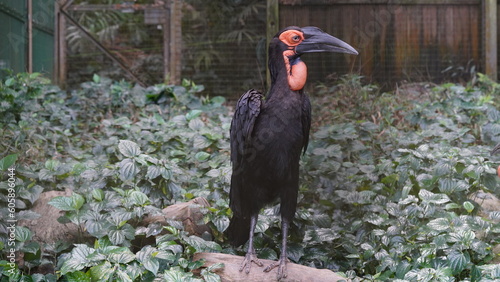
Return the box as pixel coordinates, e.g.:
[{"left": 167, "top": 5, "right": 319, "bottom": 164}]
[{"left": 252, "top": 96, "right": 304, "bottom": 159}]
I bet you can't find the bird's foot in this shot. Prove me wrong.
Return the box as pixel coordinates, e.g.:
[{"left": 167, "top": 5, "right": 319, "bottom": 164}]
[
  {"left": 263, "top": 257, "right": 288, "bottom": 280},
  {"left": 239, "top": 252, "right": 263, "bottom": 274}
]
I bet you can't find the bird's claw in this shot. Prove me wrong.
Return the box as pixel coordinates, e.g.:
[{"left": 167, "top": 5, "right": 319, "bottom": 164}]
[
  {"left": 264, "top": 257, "right": 288, "bottom": 280},
  {"left": 239, "top": 252, "right": 263, "bottom": 274}
]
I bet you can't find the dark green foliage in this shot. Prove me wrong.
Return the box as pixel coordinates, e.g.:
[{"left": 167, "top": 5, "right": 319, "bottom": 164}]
[
  {"left": 1, "top": 72, "right": 500, "bottom": 281},
  {"left": 0, "top": 71, "right": 51, "bottom": 123},
  {"left": 295, "top": 74, "right": 500, "bottom": 280},
  {"left": 0, "top": 74, "right": 228, "bottom": 280}
]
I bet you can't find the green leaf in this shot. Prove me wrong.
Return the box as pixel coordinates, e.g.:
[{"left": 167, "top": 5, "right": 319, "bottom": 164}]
[
  {"left": 201, "top": 269, "right": 222, "bottom": 282},
  {"left": 45, "top": 159, "right": 61, "bottom": 171},
  {"left": 287, "top": 244, "right": 304, "bottom": 262},
  {"left": 47, "top": 193, "right": 85, "bottom": 212},
  {"left": 15, "top": 226, "right": 32, "bottom": 242},
  {"left": 119, "top": 159, "right": 139, "bottom": 180},
  {"left": 163, "top": 266, "right": 201, "bottom": 282},
  {"left": 65, "top": 271, "right": 91, "bottom": 282},
  {"left": 381, "top": 174, "right": 398, "bottom": 186},
  {"left": 146, "top": 165, "right": 161, "bottom": 179},
  {"left": 60, "top": 244, "right": 95, "bottom": 274},
  {"left": 183, "top": 236, "right": 222, "bottom": 253},
  {"left": 5, "top": 77, "right": 15, "bottom": 87},
  {"left": 418, "top": 189, "right": 450, "bottom": 204},
  {"left": 118, "top": 140, "right": 141, "bottom": 157},
  {"left": 114, "top": 269, "right": 133, "bottom": 282},
  {"left": 445, "top": 203, "right": 461, "bottom": 210},
  {"left": 29, "top": 72, "right": 41, "bottom": 79},
  {"left": 395, "top": 261, "right": 411, "bottom": 279},
  {"left": 206, "top": 262, "right": 224, "bottom": 272},
  {"left": 195, "top": 151, "right": 211, "bottom": 161},
  {"left": 448, "top": 251, "right": 469, "bottom": 274},
  {"left": 71, "top": 194, "right": 85, "bottom": 210},
  {"left": 92, "top": 73, "right": 101, "bottom": 84},
  {"left": 0, "top": 154, "right": 18, "bottom": 170},
  {"left": 90, "top": 261, "right": 114, "bottom": 281},
  {"left": 189, "top": 118, "right": 205, "bottom": 130},
  {"left": 257, "top": 247, "right": 278, "bottom": 261},
  {"left": 212, "top": 217, "right": 229, "bottom": 233},
  {"left": 482, "top": 174, "right": 498, "bottom": 191},
  {"left": 92, "top": 189, "right": 105, "bottom": 201},
  {"left": 108, "top": 224, "right": 135, "bottom": 245},
  {"left": 470, "top": 264, "right": 481, "bottom": 282},
  {"left": 48, "top": 196, "right": 75, "bottom": 211},
  {"left": 130, "top": 190, "right": 149, "bottom": 206},
  {"left": 210, "top": 96, "right": 225, "bottom": 105},
  {"left": 427, "top": 218, "right": 450, "bottom": 231},
  {"left": 22, "top": 241, "right": 40, "bottom": 256},
  {"left": 449, "top": 230, "right": 475, "bottom": 245},
  {"left": 136, "top": 246, "right": 160, "bottom": 275},
  {"left": 193, "top": 135, "right": 212, "bottom": 149},
  {"left": 186, "top": 110, "right": 203, "bottom": 121},
  {"left": 463, "top": 201, "right": 475, "bottom": 213},
  {"left": 108, "top": 250, "right": 136, "bottom": 264}
]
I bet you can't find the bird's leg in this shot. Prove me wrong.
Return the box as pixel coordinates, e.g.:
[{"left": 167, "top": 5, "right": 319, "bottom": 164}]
[
  {"left": 239, "top": 214, "right": 263, "bottom": 273},
  {"left": 264, "top": 218, "right": 289, "bottom": 279}
]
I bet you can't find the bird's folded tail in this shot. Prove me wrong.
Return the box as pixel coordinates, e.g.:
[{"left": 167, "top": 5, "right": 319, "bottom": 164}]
[{"left": 226, "top": 215, "right": 251, "bottom": 247}]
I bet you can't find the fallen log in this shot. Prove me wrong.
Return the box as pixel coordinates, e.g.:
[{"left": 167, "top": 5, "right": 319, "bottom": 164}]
[{"left": 193, "top": 252, "right": 348, "bottom": 282}]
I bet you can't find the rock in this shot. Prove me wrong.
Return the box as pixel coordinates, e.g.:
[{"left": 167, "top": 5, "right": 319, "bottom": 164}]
[
  {"left": 18, "top": 189, "right": 81, "bottom": 244},
  {"left": 143, "top": 197, "right": 211, "bottom": 236},
  {"left": 469, "top": 192, "right": 500, "bottom": 222},
  {"left": 492, "top": 244, "right": 500, "bottom": 264},
  {"left": 193, "top": 252, "right": 348, "bottom": 282}
]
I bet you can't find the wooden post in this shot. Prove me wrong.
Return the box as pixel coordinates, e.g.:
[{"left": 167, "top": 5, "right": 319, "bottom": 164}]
[
  {"left": 26, "top": 0, "right": 33, "bottom": 73},
  {"left": 55, "top": 0, "right": 67, "bottom": 86},
  {"left": 169, "top": 0, "right": 182, "bottom": 85},
  {"left": 162, "top": 1, "right": 171, "bottom": 83},
  {"left": 484, "top": 0, "right": 497, "bottom": 80},
  {"left": 266, "top": 0, "right": 279, "bottom": 89}
]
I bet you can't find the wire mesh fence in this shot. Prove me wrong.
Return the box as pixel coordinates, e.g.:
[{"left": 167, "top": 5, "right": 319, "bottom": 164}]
[
  {"left": 59, "top": 0, "right": 484, "bottom": 96},
  {"left": 280, "top": 1, "right": 482, "bottom": 89},
  {"left": 180, "top": 0, "right": 266, "bottom": 97},
  {"left": 64, "top": 0, "right": 167, "bottom": 88}
]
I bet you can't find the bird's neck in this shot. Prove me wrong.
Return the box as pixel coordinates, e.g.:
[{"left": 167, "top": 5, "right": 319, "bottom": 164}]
[
  {"left": 282, "top": 50, "right": 307, "bottom": 91},
  {"left": 269, "top": 45, "right": 308, "bottom": 95}
]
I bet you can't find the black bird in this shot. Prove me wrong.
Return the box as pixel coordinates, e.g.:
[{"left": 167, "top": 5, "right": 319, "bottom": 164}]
[{"left": 227, "top": 26, "right": 358, "bottom": 279}]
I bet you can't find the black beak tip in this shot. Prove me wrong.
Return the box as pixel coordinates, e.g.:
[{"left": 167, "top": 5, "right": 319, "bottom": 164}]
[
  {"left": 348, "top": 48, "right": 359, "bottom": 56},
  {"left": 297, "top": 26, "right": 359, "bottom": 56}
]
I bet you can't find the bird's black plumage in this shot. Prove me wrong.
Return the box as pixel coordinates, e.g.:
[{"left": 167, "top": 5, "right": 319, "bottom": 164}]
[{"left": 227, "top": 26, "right": 358, "bottom": 279}]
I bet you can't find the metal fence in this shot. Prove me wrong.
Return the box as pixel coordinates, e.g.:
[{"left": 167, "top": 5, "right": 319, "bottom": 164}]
[
  {"left": 279, "top": 0, "right": 484, "bottom": 88},
  {"left": 0, "top": 0, "right": 494, "bottom": 97},
  {"left": 55, "top": 0, "right": 181, "bottom": 88},
  {"left": 0, "top": 0, "right": 54, "bottom": 75}
]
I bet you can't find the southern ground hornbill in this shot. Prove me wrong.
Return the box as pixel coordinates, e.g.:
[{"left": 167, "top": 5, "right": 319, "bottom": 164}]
[{"left": 227, "top": 26, "right": 358, "bottom": 279}]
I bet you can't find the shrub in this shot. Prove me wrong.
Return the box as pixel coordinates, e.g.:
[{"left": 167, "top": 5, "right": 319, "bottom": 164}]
[{"left": 1, "top": 73, "right": 500, "bottom": 281}]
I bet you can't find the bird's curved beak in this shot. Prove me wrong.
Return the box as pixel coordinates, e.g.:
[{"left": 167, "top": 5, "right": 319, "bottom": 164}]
[{"left": 295, "top": 26, "right": 358, "bottom": 55}]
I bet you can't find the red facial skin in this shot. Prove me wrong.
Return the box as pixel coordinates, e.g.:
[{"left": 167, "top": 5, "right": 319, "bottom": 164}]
[{"left": 279, "top": 30, "right": 307, "bottom": 91}]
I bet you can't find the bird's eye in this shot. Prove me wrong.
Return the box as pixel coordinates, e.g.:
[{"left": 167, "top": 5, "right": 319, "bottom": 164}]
[{"left": 292, "top": 35, "right": 300, "bottom": 42}]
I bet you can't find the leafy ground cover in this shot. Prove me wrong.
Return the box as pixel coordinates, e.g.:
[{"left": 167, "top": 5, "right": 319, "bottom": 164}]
[{"left": 1, "top": 70, "right": 500, "bottom": 281}]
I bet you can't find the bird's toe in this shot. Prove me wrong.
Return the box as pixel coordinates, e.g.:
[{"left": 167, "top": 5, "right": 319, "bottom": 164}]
[
  {"left": 239, "top": 252, "right": 263, "bottom": 274},
  {"left": 264, "top": 257, "right": 288, "bottom": 280}
]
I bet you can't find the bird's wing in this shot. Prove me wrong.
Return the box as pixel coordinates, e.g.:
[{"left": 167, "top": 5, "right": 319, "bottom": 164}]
[
  {"left": 301, "top": 94, "right": 312, "bottom": 154},
  {"left": 230, "top": 89, "right": 263, "bottom": 166}
]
